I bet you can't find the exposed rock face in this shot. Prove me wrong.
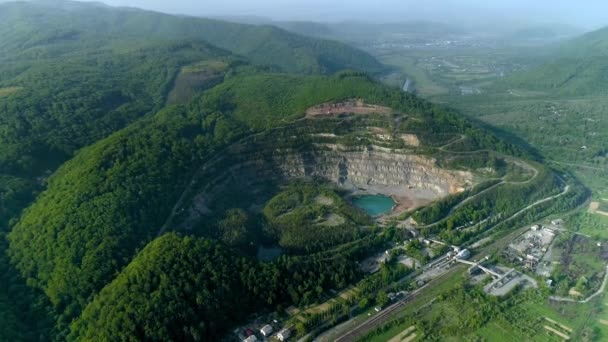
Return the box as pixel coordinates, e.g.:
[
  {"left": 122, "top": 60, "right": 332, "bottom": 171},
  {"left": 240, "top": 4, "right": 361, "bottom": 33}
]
[
  {"left": 400, "top": 134, "right": 420, "bottom": 147},
  {"left": 269, "top": 145, "right": 470, "bottom": 196},
  {"left": 175, "top": 137, "right": 475, "bottom": 228},
  {"left": 194, "top": 142, "right": 472, "bottom": 209}
]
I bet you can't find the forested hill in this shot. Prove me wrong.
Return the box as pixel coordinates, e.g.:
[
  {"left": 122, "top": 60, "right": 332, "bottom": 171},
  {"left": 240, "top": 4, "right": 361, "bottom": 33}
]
[
  {"left": 0, "top": 3, "right": 386, "bottom": 338},
  {"left": 499, "top": 25, "right": 608, "bottom": 95},
  {"left": 0, "top": 0, "right": 384, "bottom": 231},
  {"left": 7, "top": 69, "right": 525, "bottom": 339},
  {"left": 0, "top": 0, "right": 384, "bottom": 75},
  {"left": 0, "top": 41, "right": 230, "bottom": 229}
]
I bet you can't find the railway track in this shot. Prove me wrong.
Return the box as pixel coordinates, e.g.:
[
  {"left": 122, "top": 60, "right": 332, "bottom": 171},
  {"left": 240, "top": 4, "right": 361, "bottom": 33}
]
[{"left": 334, "top": 267, "right": 462, "bottom": 342}]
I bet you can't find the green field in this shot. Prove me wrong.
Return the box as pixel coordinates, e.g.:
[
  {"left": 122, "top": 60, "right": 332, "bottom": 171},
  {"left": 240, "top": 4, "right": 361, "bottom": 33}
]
[
  {"left": 569, "top": 212, "right": 608, "bottom": 239},
  {"left": 379, "top": 53, "right": 450, "bottom": 97}
]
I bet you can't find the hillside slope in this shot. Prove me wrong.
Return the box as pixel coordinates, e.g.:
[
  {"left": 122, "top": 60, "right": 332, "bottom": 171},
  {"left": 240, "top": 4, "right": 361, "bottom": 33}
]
[
  {"left": 500, "top": 26, "right": 608, "bottom": 95},
  {"left": 0, "top": 0, "right": 384, "bottom": 75},
  {"left": 7, "top": 72, "right": 396, "bottom": 324},
  {"left": 0, "top": 0, "right": 383, "bottom": 231},
  {"left": 7, "top": 70, "right": 576, "bottom": 340}
]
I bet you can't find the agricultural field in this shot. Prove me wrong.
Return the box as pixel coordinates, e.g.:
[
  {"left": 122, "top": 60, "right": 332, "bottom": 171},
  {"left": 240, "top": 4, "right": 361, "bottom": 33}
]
[
  {"left": 569, "top": 212, "right": 608, "bottom": 241},
  {"left": 377, "top": 47, "right": 540, "bottom": 99}
]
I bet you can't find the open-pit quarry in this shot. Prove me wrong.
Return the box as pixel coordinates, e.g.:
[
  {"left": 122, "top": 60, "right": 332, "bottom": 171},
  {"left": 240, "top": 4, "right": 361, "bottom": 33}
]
[{"left": 162, "top": 101, "right": 483, "bottom": 232}]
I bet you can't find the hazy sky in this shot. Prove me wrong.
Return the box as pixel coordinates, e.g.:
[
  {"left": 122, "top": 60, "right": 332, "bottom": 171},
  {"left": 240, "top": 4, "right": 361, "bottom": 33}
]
[{"left": 83, "top": 0, "right": 608, "bottom": 29}]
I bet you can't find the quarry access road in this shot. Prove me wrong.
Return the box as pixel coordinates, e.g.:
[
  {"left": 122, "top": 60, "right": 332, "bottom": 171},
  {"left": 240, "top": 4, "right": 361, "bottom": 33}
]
[
  {"left": 437, "top": 134, "right": 466, "bottom": 151},
  {"left": 419, "top": 154, "right": 541, "bottom": 230}
]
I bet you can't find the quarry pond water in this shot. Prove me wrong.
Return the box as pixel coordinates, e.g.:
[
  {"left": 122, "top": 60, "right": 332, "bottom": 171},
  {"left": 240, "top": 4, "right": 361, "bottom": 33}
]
[{"left": 352, "top": 195, "right": 396, "bottom": 216}]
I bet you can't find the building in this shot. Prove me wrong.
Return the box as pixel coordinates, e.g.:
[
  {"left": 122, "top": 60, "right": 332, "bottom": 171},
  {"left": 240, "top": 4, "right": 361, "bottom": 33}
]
[
  {"left": 277, "top": 328, "right": 291, "bottom": 341},
  {"left": 243, "top": 335, "right": 258, "bottom": 342},
  {"left": 456, "top": 249, "right": 471, "bottom": 260},
  {"left": 260, "top": 325, "right": 273, "bottom": 337}
]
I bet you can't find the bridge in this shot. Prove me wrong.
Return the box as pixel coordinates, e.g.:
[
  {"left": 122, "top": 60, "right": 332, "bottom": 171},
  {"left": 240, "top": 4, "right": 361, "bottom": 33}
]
[{"left": 454, "top": 257, "right": 502, "bottom": 278}]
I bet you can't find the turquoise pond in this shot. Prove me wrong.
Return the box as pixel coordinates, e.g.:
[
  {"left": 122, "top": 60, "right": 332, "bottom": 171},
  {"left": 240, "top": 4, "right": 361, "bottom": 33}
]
[{"left": 352, "top": 195, "right": 396, "bottom": 216}]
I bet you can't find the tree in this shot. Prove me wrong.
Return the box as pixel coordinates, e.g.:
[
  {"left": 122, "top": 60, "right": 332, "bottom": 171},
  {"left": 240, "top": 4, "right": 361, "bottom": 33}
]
[
  {"left": 377, "top": 291, "right": 389, "bottom": 307},
  {"left": 358, "top": 298, "right": 369, "bottom": 310}
]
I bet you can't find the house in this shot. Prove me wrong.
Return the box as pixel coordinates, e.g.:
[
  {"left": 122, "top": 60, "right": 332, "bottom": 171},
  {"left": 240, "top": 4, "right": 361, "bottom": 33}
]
[
  {"left": 277, "top": 328, "right": 291, "bottom": 341},
  {"left": 408, "top": 229, "right": 420, "bottom": 238},
  {"left": 260, "top": 325, "right": 273, "bottom": 337},
  {"left": 243, "top": 335, "right": 258, "bottom": 342},
  {"left": 551, "top": 219, "right": 564, "bottom": 226}
]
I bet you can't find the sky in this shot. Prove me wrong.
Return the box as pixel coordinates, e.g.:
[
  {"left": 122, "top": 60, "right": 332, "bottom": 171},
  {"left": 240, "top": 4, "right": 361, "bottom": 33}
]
[{"left": 81, "top": 0, "right": 608, "bottom": 29}]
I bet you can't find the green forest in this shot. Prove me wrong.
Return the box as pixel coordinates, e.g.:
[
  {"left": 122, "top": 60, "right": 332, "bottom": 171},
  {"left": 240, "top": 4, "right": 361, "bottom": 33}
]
[{"left": 0, "top": 1, "right": 599, "bottom": 341}]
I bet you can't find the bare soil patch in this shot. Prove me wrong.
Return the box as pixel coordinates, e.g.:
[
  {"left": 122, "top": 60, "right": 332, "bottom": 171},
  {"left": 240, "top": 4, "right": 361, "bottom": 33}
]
[
  {"left": 388, "top": 325, "right": 416, "bottom": 342},
  {"left": 318, "top": 213, "right": 345, "bottom": 227},
  {"left": 400, "top": 134, "right": 420, "bottom": 147},
  {"left": 590, "top": 202, "right": 600, "bottom": 211},
  {"left": 544, "top": 325, "right": 570, "bottom": 340},
  {"left": 306, "top": 99, "right": 392, "bottom": 118},
  {"left": 589, "top": 201, "right": 608, "bottom": 217},
  {"left": 544, "top": 317, "right": 572, "bottom": 332},
  {"left": 315, "top": 195, "right": 335, "bottom": 206}
]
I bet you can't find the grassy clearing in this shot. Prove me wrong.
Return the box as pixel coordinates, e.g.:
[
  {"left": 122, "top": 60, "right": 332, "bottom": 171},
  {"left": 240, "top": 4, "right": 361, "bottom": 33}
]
[
  {"left": 0, "top": 87, "right": 23, "bottom": 97},
  {"left": 476, "top": 320, "right": 541, "bottom": 342},
  {"left": 593, "top": 291, "right": 608, "bottom": 340},
  {"left": 182, "top": 60, "right": 228, "bottom": 73},
  {"left": 568, "top": 212, "right": 608, "bottom": 240}
]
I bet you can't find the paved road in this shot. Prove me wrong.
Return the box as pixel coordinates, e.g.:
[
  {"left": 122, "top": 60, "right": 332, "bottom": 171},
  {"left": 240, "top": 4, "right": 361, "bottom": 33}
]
[{"left": 550, "top": 265, "right": 608, "bottom": 303}]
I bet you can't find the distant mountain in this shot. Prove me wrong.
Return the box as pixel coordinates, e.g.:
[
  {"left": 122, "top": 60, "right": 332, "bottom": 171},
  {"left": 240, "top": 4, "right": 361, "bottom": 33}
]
[
  {"left": 0, "top": 1, "right": 384, "bottom": 75},
  {"left": 268, "top": 20, "right": 468, "bottom": 45},
  {"left": 500, "top": 25, "right": 608, "bottom": 95},
  {"left": 507, "top": 24, "right": 582, "bottom": 42},
  {"left": 557, "top": 26, "right": 608, "bottom": 56}
]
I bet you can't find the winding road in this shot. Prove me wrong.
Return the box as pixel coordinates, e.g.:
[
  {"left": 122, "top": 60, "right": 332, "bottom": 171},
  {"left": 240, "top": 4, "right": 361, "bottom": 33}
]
[
  {"left": 549, "top": 265, "right": 608, "bottom": 303},
  {"left": 323, "top": 180, "right": 573, "bottom": 341}
]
